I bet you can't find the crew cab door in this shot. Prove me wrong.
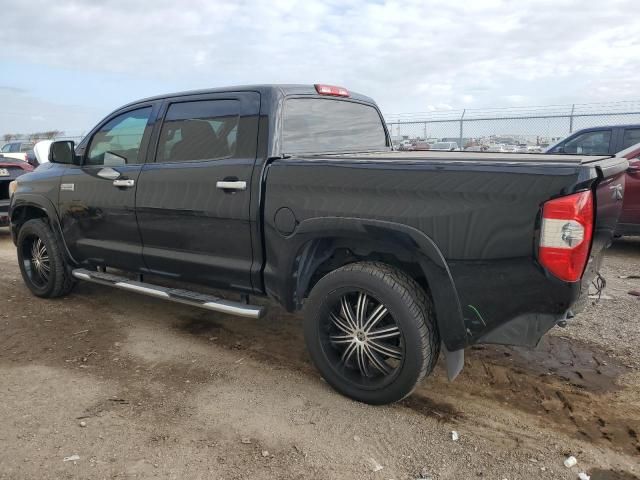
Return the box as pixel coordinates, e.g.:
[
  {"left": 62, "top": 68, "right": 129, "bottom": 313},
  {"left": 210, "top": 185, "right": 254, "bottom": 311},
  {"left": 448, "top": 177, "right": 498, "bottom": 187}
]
[
  {"left": 59, "top": 103, "right": 158, "bottom": 270},
  {"left": 135, "top": 92, "right": 260, "bottom": 291}
]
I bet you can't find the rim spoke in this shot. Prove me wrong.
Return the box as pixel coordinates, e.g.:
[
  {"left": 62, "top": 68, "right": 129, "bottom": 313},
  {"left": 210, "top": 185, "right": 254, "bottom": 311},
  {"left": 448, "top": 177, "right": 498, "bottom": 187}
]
[
  {"left": 356, "top": 345, "right": 369, "bottom": 377},
  {"left": 341, "top": 341, "right": 358, "bottom": 366},
  {"left": 363, "top": 304, "right": 388, "bottom": 332},
  {"left": 329, "top": 333, "right": 354, "bottom": 345},
  {"left": 355, "top": 292, "right": 368, "bottom": 329},
  {"left": 40, "top": 262, "right": 50, "bottom": 272},
  {"left": 368, "top": 340, "right": 403, "bottom": 360},
  {"left": 31, "top": 241, "right": 38, "bottom": 261},
  {"left": 38, "top": 243, "right": 46, "bottom": 257},
  {"left": 326, "top": 292, "right": 404, "bottom": 382},
  {"left": 330, "top": 312, "right": 353, "bottom": 335},
  {"left": 367, "top": 325, "right": 401, "bottom": 340},
  {"left": 363, "top": 344, "right": 390, "bottom": 374},
  {"left": 340, "top": 297, "right": 358, "bottom": 331}
]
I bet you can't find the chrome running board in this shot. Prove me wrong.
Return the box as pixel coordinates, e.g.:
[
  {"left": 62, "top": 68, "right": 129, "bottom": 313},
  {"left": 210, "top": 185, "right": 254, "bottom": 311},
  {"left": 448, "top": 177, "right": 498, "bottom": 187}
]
[{"left": 71, "top": 268, "right": 265, "bottom": 319}]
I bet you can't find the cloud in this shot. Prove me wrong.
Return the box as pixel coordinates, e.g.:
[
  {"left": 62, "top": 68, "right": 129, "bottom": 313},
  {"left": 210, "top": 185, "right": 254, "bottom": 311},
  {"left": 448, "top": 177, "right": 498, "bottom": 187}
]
[
  {"left": 0, "top": 86, "right": 102, "bottom": 136},
  {"left": 0, "top": 0, "right": 638, "bottom": 133}
]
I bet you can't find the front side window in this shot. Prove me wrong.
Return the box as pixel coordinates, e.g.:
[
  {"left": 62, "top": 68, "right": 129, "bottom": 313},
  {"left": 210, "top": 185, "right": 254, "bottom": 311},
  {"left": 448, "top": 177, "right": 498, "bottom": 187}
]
[
  {"left": 157, "top": 100, "right": 240, "bottom": 163},
  {"left": 86, "top": 107, "right": 152, "bottom": 166},
  {"left": 562, "top": 130, "right": 611, "bottom": 155},
  {"left": 1, "top": 144, "right": 11, "bottom": 153},
  {"left": 282, "top": 98, "right": 388, "bottom": 154},
  {"left": 622, "top": 128, "right": 640, "bottom": 150}
]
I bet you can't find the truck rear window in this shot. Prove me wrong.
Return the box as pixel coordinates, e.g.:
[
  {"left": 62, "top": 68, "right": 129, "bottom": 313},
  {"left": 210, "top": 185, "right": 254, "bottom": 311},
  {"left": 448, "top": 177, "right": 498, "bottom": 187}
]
[{"left": 282, "top": 98, "right": 388, "bottom": 154}]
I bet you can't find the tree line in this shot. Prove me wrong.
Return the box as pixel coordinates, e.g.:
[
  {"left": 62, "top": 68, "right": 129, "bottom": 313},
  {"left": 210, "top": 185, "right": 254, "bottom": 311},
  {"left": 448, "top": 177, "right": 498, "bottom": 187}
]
[{"left": 3, "top": 131, "right": 64, "bottom": 142}]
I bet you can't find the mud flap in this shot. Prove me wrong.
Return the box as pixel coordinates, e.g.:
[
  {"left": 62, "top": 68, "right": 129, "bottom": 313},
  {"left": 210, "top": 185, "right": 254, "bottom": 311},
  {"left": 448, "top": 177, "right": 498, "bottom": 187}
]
[{"left": 442, "top": 342, "right": 464, "bottom": 381}]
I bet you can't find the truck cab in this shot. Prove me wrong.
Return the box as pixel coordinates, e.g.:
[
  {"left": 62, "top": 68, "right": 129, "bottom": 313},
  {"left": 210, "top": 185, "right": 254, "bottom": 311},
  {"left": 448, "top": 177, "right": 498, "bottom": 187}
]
[{"left": 546, "top": 124, "right": 640, "bottom": 156}]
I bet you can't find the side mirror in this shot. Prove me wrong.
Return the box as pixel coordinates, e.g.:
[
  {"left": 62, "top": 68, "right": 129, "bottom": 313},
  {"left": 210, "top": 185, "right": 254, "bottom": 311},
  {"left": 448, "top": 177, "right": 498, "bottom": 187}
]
[
  {"left": 628, "top": 160, "right": 640, "bottom": 174},
  {"left": 49, "top": 140, "right": 77, "bottom": 164}
]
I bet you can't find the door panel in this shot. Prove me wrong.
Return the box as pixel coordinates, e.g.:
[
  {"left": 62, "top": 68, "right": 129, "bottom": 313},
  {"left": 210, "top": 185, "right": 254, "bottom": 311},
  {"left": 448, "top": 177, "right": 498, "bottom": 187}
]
[
  {"left": 620, "top": 158, "right": 640, "bottom": 225},
  {"left": 136, "top": 92, "right": 260, "bottom": 291},
  {"left": 59, "top": 105, "right": 156, "bottom": 270}
]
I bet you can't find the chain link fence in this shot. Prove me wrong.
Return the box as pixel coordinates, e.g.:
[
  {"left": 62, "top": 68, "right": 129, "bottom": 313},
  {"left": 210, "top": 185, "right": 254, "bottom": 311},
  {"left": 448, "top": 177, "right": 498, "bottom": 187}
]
[{"left": 385, "top": 100, "right": 640, "bottom": 152}]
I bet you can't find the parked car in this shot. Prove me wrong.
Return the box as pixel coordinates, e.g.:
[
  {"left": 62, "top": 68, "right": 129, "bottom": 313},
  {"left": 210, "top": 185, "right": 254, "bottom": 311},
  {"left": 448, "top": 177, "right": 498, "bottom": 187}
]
[
  {"left": 397, "top": 140, "right": 413, "bottom": 151},
  {"left": 546, "top": 124, "right": 640, "bottom": 156},
  {"left": 615, "top": 142, "right": 640, "bottom": 236},
  {"left": 411, "top": 141, "right": 431, "bottom": 151},
  {"left": 487, "top": 144, "right": 508, "bottom": 152},
  {"left": 33, "top": 140, "right": 53, "bottom": 165},
  {"left": 8, "top": 84, "right": 628, "bottom": 405},
  {"left": 0, "top": 156, "right": 33, "bottom": 226},
  {"left": 430, "top": 141, "right": 458, "bottom": 151},
  {"left": 464, "top": 145, "right": 485, "bottom": 152},
  {"left": 1, "top": 141, "right": 35, "bottom": 162}
]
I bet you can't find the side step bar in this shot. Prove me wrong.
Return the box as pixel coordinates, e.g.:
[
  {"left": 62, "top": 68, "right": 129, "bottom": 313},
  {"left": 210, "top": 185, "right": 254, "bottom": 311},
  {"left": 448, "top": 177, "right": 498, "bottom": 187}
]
[{"left": 71, "top": 268, "right": 266, "bottom": 319}]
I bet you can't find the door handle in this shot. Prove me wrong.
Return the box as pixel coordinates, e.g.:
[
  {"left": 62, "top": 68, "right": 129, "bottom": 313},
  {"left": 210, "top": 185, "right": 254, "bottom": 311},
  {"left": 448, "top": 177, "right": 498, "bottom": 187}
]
[
  {"left": 113, "top": 179, "right": 135, "bottom": 188},
  {"left": 216, "top": 180, "right": 247, "bottom": 191}
]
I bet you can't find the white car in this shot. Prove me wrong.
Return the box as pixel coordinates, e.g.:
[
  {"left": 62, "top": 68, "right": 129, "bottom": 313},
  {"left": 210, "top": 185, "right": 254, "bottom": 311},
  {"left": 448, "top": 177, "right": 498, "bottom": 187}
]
[
  {"left": 0, "top": 141, "right": 34, "bottom": 162},
  {"left": 33, "top": 140, "right": 53, "bottom": 165},
  {"left": 430, "top": 142, "right": 459, "bottom": 151}
]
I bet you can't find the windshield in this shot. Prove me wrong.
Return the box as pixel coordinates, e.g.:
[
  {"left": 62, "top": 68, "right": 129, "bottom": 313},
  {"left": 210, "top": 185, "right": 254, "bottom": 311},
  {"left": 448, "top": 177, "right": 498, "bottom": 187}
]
[{"left": 282, "top": 98, "right": 388, "bottom": 154}]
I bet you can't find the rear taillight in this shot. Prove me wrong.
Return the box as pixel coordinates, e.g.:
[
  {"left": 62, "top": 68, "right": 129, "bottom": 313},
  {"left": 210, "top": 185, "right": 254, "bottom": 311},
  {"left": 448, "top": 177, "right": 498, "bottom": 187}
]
[
  {"left": 314, "top": 84, "right": 350, "bottom": 97},
  {"left": 538, "top": 190, "right": 594, "bottom": 282}
]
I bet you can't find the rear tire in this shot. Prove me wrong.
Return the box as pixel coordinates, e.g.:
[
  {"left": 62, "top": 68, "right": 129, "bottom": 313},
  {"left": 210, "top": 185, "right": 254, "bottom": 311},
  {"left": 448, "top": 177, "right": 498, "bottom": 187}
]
[
  {"left": 304, "top": 261, "right": 439, "bottom": 405},
  {"left": 17, "top": 218, "right": 76, "bottom": 298}
]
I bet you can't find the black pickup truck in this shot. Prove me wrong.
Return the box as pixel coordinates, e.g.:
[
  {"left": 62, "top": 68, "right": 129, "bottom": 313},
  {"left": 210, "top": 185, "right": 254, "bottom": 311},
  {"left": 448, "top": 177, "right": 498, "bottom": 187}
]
[{"left": 9, "top": 84, "right": 628, "bottom": 404}]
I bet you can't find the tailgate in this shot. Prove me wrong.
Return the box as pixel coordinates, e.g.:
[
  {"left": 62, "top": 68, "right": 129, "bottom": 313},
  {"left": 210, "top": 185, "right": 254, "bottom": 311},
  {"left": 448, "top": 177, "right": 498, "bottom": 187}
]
[{"left": 581, "top": 156, "right": 628, "bottom": 290}]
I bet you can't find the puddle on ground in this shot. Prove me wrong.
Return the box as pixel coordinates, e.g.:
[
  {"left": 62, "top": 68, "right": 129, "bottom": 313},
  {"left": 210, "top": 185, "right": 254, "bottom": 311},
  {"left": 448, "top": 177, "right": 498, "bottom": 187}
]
[{"left": 470, "top": 335, "right": 626, "bottom": 393}]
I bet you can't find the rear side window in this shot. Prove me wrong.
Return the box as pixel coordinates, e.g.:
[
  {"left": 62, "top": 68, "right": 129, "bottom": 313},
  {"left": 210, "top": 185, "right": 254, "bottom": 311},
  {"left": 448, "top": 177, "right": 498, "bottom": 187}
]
[
  {"left": 19, "top": 143, "right": 34, "bottom": 152},
  {"left": 562, "top": 130, "right": 611, "bottom": 155},
  {"left": 157, "top": 100, "right": 239, "bottom": 163},
  {"left": 282, "top": 98, "right": 388, "bottom": 154},
  {"left": 622, "top": 128, "right": 640, "bottom": 150}
]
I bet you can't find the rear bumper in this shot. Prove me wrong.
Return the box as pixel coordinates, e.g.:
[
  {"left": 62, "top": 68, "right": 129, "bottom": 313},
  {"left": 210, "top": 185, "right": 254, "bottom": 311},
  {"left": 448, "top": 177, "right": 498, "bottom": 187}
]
[{"left": 449, "top": 253, "right": 599, "bottom": 349}]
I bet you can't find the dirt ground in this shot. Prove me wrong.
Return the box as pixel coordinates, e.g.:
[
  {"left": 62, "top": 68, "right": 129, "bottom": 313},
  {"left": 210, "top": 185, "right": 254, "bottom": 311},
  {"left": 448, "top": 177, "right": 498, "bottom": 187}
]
[{"left": 0, "top": 228, "right": 639, "bottom": 480}]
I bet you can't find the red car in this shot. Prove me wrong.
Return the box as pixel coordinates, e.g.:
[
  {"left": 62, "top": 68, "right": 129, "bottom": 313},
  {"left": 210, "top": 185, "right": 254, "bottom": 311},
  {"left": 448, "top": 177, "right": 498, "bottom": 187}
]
[
  {"left": 616, "top": 142, "right": 640, "bottom": 236},
  {"left": 0, "top": 156, "right": 33, "bottom": 226}
]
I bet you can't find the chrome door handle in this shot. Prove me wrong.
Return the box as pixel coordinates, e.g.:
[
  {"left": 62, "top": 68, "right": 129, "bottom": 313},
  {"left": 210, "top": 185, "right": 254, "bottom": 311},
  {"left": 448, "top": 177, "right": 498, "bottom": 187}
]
[
  {"left": 113, "top": 179, "right": 135, "bottom": 188},
  {"left": 216, "top": 180, "right": 246, "bottom": 191}
]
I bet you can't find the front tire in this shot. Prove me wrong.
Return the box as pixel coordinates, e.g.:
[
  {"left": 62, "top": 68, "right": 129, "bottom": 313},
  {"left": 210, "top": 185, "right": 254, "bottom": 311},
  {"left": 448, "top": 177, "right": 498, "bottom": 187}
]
[
  {"left": 304, "top": 262, "right": 439, "bottom": 405},
  {"left": 17, "top": 219, "right": 76, "bottom": 298}
]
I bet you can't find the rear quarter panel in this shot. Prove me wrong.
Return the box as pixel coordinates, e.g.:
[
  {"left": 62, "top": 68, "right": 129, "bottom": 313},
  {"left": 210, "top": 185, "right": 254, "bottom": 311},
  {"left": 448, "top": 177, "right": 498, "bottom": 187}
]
[{"left": 263, "top": 158, "right": 585, "bottom": 345}]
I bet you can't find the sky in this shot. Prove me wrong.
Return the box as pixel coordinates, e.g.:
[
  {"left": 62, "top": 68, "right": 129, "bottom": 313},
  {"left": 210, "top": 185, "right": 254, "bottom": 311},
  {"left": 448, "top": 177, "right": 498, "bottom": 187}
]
[{"left": 1, "top": 0, "right": 639, "bottom": 136}]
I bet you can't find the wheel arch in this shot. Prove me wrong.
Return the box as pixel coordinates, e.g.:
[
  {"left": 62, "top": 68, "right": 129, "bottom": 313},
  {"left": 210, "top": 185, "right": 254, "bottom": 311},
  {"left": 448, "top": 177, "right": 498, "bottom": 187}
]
[
  {"left": 9, "top": 194, "right": 76, "bottom": 264},
  {"left": 266, "top": 217, "right": 467, "bottom": 351}
]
